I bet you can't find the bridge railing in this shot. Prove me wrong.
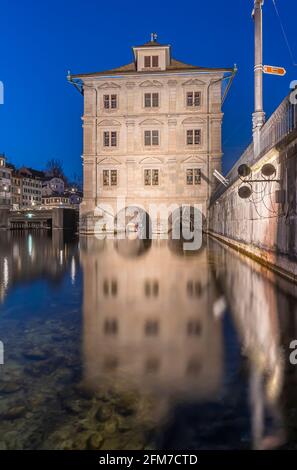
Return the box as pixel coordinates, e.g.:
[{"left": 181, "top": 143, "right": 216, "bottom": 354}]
[{"left": 212, "top": 93, "right": 297, "bottom": 202}]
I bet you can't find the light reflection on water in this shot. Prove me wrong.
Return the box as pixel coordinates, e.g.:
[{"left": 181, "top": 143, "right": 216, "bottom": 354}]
[{"left": 0, "top": 232, "right": 297, "bottom": 450}]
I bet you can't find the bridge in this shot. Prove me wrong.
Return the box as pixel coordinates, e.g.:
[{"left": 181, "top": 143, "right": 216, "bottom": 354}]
[{"left": 0, "top": 207, "right": 78, "bottom": 231}]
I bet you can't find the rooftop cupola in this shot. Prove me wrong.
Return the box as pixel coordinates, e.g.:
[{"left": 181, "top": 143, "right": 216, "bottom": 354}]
[{"left": 132, "top": 33, "right": 171, "bottom": 72}]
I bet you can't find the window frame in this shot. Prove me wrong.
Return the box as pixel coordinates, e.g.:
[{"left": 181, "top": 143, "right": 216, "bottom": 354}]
[
  {"left": 144, "top": 130, "right": 160, "bottom": 147},
  {"left": 144, "top": 168, "right": 159, "bottom": 186},
  {"left": 144, "top": 92, "right": 159, "bottom": 108},
  {"left": 186, "top": 91, "right": 201, "bottom": 108},
  {"left": 103, "top": 94, "right": 118, "bottom": 110},
  {"left": 103, "top": 169, "right": 118, "bottom": 187},
  {"left": 186, "top": 129, "right": 202, "bottom": 146},
  {"left": 186, "top": 168, "right": 202, "bottom": 185},
  {"left": 103, "top": 131, "right": 118, "bottom": 148}
]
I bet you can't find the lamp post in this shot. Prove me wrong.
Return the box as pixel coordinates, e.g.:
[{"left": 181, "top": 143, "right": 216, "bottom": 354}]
[{"left": 252, "top": 0, "right": 265, "bottom": 158}]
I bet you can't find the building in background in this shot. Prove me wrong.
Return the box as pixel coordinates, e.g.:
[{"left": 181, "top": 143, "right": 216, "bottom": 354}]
[
  {"left": 11, "top": 170, "right": 22, "bottom": 209},
  {"left": 18, "top": 167, "right": 43, "bottom": 207},
  {"left": 42, "top": 176, "right": 65, "bottom": 197},
  {"left": 0, "top": 154, "right": 12, "bottom": 208},
  {"left": 70, "top": 35, "right": 235, "bottom": 233},
  {"left": 42, "top": 194, "right": 70, "bottom": 208}
]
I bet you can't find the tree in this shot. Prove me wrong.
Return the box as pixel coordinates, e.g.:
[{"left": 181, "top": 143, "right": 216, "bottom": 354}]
[{"left": 46, "top": 159, "right": 67, "bottom": 182}]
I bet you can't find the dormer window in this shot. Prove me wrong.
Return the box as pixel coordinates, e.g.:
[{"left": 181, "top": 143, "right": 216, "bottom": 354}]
[
  {"left": 104, "top": 94, "right": 117, "bottom": 109},
  {"left": 144, "top": 56, "right": 159, "bottom": 68}
]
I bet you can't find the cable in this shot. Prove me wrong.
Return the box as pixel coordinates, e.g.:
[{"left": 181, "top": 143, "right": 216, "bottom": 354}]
[{"left": 272, "top": 0, "right": 297, "bottom": 66}]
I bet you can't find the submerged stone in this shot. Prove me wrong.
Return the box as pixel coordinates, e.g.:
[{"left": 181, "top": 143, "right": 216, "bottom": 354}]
[
  {"left": 87, "top": 433, "right": 104, "bottom": 450},
  {"left": 0, "top": 381, "right": 22, "bottom": 394},
  {"left": 1, "top": 405, "right": 27, "bottom": 420}
]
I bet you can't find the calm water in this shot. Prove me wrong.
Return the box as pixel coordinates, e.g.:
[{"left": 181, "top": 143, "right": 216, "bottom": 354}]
[{"left": 0, "top": 231, "right": 297, "bottom": 450}]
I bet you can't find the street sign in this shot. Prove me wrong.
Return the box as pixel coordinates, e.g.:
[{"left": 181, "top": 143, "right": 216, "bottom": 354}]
[{"left": 263, "top": 65, "right": 286, "bottom": 76}]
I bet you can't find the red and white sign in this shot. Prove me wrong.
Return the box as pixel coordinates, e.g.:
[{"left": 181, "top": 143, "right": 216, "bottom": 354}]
[{"left": 263, "top": 65, "right": 286, "bottom": 76}]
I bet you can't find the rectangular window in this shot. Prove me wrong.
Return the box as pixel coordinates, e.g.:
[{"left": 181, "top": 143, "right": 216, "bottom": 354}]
[
  {"left": 144, "top": 130, "right": 151, "bottom": 146},
  {"left": 110, "top": 170, "right": 117, "bottom": 186},
  {"left": 144, "top": 169, "right": 159, "bottom": 186},
  {"left": 186, "top": 169, "right": 201, "bottom": 185},
  {"left": 111, "top": 94, "right": 117, "bottom": 109},
  {"left": 144, "top": 56, "right": 159, "bottom": 68},
  {"left": 152, "top": 93, "right": 159, "bottom": 107},
  {"left": 144, "top": 56, "right": 151, "bottom": 68},
  {"left": 152, "top": 56, "right": 159, "bottom": 67},
  {"left": 103, "top": 170, "right": 110, "bottom": 186},
  {"left": 194, "top": 129, "right": 201, "bottom": 144},
  {"left": 103, "top": 170, "right": 118, "bottom": 186},
  {"left": 104, "top": 95, "right": 110, "bottom": 109},
  {"left": 152, "top": 169, "right": 159, "bottom": 185},
  {"left": 152, "top": 130, "right": 159, "bottom": 145},
  {"left": 186, "top": 169, "right": 193, "bottom": 185},
  {"left": 103, "top": 94, "right": 117, "bottom": 109},
  {"left": 194, "top": 92, "right": 201, "bottom": 106},
  {"left": 104, "top": 131, "right": 110, "bottom": 147},
  {"left": 144, "top": 130, "right": 159, "bottom": 146},
  {"left": 111, "top": 131, "right": 117, "bottom": 147},
  {"left": 187, "top": 129, "right": 201, "bottom": 145},
  {"left": 187, "top": 130, "right": 193, "bottom": 145},
  {"left": 144, "top": 93, "right": 159, "bottom": 108},
  {"left": 103, "top": 131, "right": 117, "bottom": 147},
  {"left": 187, "top": 91, "right": 201, "bottom": 107},
  {"left": 144, "top": 93, "right": 151, "bottom": 108},
  {"left": 144, "top": 169, "right": 151, "bottom": 186}
]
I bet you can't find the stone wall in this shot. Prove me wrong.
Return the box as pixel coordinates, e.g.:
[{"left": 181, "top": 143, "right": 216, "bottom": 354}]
[{"left": 209, "top": 133, "right": 297, "bottom": 281}]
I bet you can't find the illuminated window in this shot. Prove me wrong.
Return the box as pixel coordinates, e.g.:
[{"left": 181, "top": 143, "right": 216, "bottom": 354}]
[
  {"left": 103, "top": 170, "right": 118, "bottom": 187},
  {"left": 144, "top": 169, "right": 159, "bottom": 186}
]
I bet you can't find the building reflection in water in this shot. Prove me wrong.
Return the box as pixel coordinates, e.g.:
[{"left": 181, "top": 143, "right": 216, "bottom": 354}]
[
  {"left": 210, "top": 239, "right": 286, "bottom": 450},
  {"left": 80, "top": 235, "right": 224, "bottom": 421},
  {"left": 2, "top": 230, "right": 297, "bottom": 448},
  {"left": 0, "top": 231, "right": 79, "bottom": 303}
]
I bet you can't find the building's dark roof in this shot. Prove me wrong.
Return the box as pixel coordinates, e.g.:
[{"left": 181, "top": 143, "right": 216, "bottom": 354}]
[
  {"left": 133, "top": 40, "right": 168, "bottom": 48},
  {"left": 18, "top": 167, "right": 45, "bottom": 179},
  {"left": 72, "top": 58, "right": 233, "bottom": 78}
]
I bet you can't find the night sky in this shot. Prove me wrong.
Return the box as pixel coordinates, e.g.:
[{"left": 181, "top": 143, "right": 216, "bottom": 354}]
[{"left": 0, "top": 0, "right": 296, "bottom": 179}]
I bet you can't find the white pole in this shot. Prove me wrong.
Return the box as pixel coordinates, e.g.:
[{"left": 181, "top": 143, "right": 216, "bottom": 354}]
[{"left": 252, "top": 0, "right": 265, "bottom": 158}]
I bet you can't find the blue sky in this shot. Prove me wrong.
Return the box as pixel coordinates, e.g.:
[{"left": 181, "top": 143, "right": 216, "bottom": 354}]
[{"left": 0, "top": 0, "right": 296, "bottom": 178}]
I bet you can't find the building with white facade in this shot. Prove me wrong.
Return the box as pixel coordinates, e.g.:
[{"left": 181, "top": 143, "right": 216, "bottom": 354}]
[
  {"left": 42, "top": 177, "right": 65, "bottom": 197},
  {"left": 69, "top": 36, "right": 235, "bottom": 233},
  {"left": 18, "top": 167, "right": 43, "bottom": 207}
]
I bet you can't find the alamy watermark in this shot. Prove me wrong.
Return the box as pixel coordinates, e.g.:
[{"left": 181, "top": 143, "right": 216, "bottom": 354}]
[
  {"left": 289, "top": 340, "right": 297, "bottom": 364},
  {"left": 91, "top": 199, "right": 203, "bottom": 251}
]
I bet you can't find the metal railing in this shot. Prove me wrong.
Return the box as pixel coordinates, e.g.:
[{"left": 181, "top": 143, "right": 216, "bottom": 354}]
[{"left": 212, "top": 93, "right": 297, "bottom": 202}]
